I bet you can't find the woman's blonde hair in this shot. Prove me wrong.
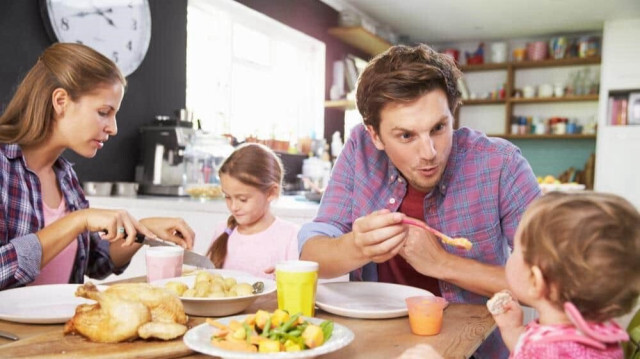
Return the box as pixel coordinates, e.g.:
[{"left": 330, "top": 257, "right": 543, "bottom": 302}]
[
  {"left": 518, "top": 191, "right": 640, "bottom": 321},
  {"left": 206, "top": 143, "right": 284, "bottom": 268},
  {"left": 0, "top": 42, "right": 126, "bottom": 145}
]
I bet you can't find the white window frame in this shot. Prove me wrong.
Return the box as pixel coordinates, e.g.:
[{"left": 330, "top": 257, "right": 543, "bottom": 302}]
[{"left": 187, "top": 0, "right": 325, "bottom": 142}]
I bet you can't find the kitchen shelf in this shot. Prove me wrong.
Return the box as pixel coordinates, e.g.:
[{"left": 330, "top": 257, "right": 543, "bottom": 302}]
[
  {"left": 324, "top": 99, "right": 356, "bottom": 110},
  {"left": 460, "top": 56, "right": 601, "bottom": 72},
  {"left": 458, "top": 54, "right": 601, "bottom": 137},
  {"left": 328, "top": 26, "right": 391, "bottom": 57},
  {"left": 459, "top": 63, "right": 509, "bottom": 72},
  {"left": 462, "top": 98, "right": 507, "bottom": 105},
  {"left": 511, "top": 56, "right": 601, "bottom": 69},
  {"left": 491, "top": 134, "right": 597, "bottom": 140},
  {"left": 509, "top": 94, "right": 599, "bottom": 104}
]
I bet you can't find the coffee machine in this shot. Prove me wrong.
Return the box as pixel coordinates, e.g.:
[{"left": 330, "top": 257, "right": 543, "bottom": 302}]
[{"left": 137, "top": 117, "right": 194, "bottom": 196}]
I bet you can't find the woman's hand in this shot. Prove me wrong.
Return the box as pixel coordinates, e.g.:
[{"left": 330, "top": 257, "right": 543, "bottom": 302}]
[
  {"left": 140, "top": 217, "right": 195, "bottom": 249},
  {"left": 81, "top": 208, "right": 156, "bottom": 246}
]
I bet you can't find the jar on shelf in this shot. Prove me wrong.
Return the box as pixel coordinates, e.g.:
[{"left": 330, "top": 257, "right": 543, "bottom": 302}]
[{"left": 184, "top": 131, "right": 234, "bottom": 200}]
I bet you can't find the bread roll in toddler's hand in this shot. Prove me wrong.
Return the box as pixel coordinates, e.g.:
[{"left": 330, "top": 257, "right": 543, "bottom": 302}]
[{"left": 487, "top": 291, "right": 513, "bottom": 315}]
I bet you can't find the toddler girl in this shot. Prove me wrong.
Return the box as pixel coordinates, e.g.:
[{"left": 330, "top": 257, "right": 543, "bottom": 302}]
[
  {"left": 489, "top": 191, "right": 640, "bottom": 358},
  {"left": 206, "top": 143, "right": 299, "bottom": 278}
]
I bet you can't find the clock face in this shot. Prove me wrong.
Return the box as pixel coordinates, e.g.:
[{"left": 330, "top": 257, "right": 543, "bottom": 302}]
[{"left": 41, "top": 0, "right": 152, "bottom": 77}]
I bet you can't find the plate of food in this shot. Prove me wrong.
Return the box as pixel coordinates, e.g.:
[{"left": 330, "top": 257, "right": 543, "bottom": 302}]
[
  {"left": 315, "top": 282, "right": 434, "bottom": 319},
  {"left": 151, "top": 269, "right": 276, "bottom": 317},
  {"left": 183, "top": 310, "right": 354, "bottom": 358},
  {"left": 0, "top": 284, "right": 107, "bottom": 324}
]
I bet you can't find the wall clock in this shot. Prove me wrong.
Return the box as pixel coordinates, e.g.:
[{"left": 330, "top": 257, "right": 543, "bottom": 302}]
[{"left": 40, "top": 0, "right": 152, "bottom": 77}]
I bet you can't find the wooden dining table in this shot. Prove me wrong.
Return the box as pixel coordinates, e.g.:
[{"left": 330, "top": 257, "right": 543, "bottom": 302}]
[{"left": 0, "top": 278, "right": 496, "bottom": 359}]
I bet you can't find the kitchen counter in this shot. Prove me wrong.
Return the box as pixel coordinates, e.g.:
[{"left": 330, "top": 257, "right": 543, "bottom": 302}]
[
  {"left": 85, "top": 195, "right": 320, "bottom": 283},
  {"left": 88, "top": 194, "right": 320, "bottom": 220}
]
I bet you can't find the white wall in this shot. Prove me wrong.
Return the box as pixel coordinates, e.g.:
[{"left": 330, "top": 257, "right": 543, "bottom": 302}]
[{"left": 594, "top": 18, "right": 640, "bottom": 209}]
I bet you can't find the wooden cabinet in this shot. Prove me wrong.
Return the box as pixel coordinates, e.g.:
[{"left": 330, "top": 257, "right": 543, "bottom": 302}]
[
  {"left": 458, "top": 56, "right": 601, "bottom": 139},
  {"left": 324, "top": 99, "right": 356, "bottom": 110},
  {"left": 328, "top": 26, "right": 391, "bottom": 57}
]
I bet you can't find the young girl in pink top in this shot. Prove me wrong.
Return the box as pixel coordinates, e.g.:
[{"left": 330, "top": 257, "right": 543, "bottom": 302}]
[
  {"left": 488, "top": 192, "right": 640, "bottom": 358},
  {"left": 206, "top": 143, "right": 299, "bottom": 279}
]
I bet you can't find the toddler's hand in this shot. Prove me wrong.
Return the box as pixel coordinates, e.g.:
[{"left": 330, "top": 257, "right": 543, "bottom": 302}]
[{"left": 488, "top": 290, "right": 523, "bottom": 331}]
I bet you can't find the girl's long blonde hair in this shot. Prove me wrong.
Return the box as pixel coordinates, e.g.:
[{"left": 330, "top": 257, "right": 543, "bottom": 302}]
[
  {"left": 0, "top": 42, "right": 126, "bottom": 145},
  {"left": 206, "top": 143, "right": 284, "bottom": 268}
]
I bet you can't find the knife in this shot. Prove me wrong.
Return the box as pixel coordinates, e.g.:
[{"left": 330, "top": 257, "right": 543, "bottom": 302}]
[
  {"left": 134, "top": 234, "right": 215, "bottom": 269},
  {"left": 0, "top": 330, "right": 19, "bottom": 341}
]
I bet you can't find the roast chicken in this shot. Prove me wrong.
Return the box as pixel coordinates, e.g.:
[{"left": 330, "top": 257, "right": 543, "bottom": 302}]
[{"left": 64, "top": 282, "right": 188, "bottom": 343}]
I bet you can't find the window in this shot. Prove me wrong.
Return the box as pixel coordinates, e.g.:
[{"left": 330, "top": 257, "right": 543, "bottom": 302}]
[{"left": 187, "top": 0, "right": 325, "bottom": 142}]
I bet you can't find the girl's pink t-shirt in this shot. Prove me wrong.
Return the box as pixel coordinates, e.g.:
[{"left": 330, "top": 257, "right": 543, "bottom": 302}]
[
  {"left": 511, "top": 320, "right": 625, "bottom": 359},
  {"left": 212, "top": 217, "right": 299, "bottom": 279},
  {"left": 29, "top": 199, "right": 78, "bottom": 285}
]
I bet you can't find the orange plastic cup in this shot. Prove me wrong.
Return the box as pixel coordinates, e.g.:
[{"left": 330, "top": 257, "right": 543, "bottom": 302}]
[{"left": 405, "top": 296, "right": 448, "bottom": 335}]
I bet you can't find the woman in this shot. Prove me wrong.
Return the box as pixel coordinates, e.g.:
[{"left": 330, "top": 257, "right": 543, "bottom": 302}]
[{"left": 0, "top": 42, "right": 195, "bottom": 290}]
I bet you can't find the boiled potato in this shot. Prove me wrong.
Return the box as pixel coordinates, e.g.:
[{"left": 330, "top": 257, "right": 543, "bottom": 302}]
[
  {"left": 195, "top": 271, "right": 215, "bottom": 284},
  {"left": 164, "top": 281, "right": 189, "bottom": 296},
  {"left": 178, "top": 271, "right": 254, "bottom": 298},
  {"left": 233, "top": 283, "right": 254, "bottom": 296},
  {"left": 223, "top": 277, "right": 237, "bottom": 290},
  {"left": 182, "top": 288, "right": 196, "bottom": 297}
]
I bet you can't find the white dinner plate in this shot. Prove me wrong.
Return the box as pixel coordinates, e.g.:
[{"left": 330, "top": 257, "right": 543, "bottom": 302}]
[
  {"left": 183, "top": 314, "right": 354, "bottom": 359},
  {"left": 315, "top": 282, "right": 433, "bottom": 319},
  {"left": 0, "top": 284, "right": 106, "bottom": 324}
]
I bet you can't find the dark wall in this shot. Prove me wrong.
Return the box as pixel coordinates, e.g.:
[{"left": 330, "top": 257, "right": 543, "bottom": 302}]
[
  {"left": 0, "top": 0, "right": 363, "bottom": 182},
  {"left": 234, "top": 0, "right": 369, "bottom": 145},
  {"left": 0, "top": 0, "right": 187, "bottom": 182}
]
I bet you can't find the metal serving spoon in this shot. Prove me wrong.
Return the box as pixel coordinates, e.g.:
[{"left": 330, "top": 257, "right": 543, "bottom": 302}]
[
  {"left": 0, "top": 329, "right": 19, "bottom": 341},
  {"left": 252, "top": 281, "right": 264, "bottom": 294}
]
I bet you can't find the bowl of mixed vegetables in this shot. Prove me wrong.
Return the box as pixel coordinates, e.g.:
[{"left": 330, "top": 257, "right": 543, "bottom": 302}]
[{"left": 183, "top": 309, "right": 354, "bottom": 358}]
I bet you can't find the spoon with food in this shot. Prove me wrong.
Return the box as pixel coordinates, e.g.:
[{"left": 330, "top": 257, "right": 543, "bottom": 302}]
[{"left": 402, "top": 218, "right": 472, "bottom": 250}]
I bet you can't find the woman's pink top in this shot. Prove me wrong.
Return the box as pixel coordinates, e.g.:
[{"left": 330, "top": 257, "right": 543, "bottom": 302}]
[{"left": 29, "top": 199, "right": 77, "bottom": 285}]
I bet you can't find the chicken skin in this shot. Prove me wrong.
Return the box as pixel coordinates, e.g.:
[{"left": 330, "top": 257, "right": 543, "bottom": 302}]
[{"left": 64, "top": 282, "right": 188, "bottom": 343}]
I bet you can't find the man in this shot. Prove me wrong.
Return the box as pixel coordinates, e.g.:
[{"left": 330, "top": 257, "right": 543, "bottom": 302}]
[{"left": 298, "top": 44, "right": 541, "bottom": 358}]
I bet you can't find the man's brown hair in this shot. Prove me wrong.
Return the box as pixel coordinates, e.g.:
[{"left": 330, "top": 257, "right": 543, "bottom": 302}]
[
  {"left": 355, "top": 43, "right": 462, "bottom": 133},
  {"left": 518, "top": 191, "right": 640, "bottom": 321}
]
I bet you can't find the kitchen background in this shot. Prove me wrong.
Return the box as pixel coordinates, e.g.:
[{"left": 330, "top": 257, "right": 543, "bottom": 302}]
[
  {"left": 1, "top": 0, "right": 639, "bottom": 208},
  {"left": 2, "top": 0, "right": 639, "bottom": 328},
  {"left": 0, "top": 0, "right": 366, "bottom": 183}
]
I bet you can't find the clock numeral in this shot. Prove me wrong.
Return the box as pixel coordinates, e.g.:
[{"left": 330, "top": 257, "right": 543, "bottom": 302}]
[
  {"left": 60, "top": 17, "right": 70, "bottom": 31},
  {"left": 127, "top": 41, "right": 133, "bottom": 51},
  {"left": 113, "top": 51, "right": 119, "bottom": 63},
  {"left": 132, "top": 19, "right": 137, "bottom": 30}
]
